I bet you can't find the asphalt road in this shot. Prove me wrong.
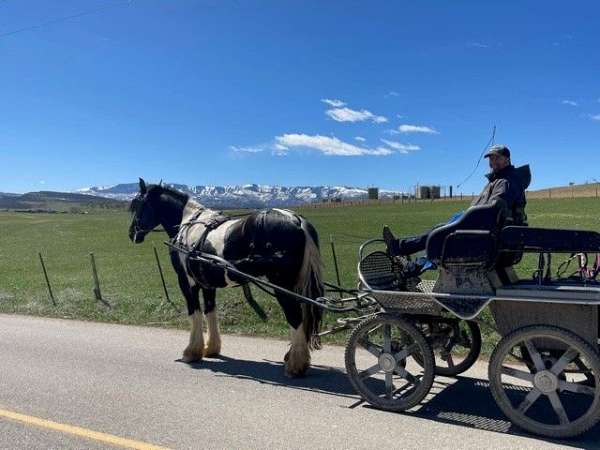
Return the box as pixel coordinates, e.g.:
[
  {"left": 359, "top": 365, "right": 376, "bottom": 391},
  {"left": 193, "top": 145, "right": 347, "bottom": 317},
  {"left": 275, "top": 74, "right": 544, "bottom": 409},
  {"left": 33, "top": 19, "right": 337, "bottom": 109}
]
[{"left": 0, "top": 314, "right": 598, "bottom": 449}]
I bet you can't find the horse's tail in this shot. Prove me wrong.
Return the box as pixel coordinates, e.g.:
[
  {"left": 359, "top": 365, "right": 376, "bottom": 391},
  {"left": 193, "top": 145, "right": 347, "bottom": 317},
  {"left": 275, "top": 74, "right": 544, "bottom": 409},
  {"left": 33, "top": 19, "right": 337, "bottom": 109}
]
[{"left": 294, "top": 217, "right": 324, "bottom": 350}]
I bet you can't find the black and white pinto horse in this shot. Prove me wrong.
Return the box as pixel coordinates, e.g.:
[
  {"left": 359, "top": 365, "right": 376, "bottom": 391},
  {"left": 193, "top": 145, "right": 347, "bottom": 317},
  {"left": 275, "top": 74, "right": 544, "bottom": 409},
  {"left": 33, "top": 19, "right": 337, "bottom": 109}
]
[{"left": 128, "top": 179, "right": 324, "bottom": 377}]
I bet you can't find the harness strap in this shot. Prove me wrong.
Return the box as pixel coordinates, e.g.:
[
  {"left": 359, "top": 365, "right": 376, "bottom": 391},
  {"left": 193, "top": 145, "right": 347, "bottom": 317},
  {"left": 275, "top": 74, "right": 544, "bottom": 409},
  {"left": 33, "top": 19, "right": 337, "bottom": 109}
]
[{"left": 176, "top": 210, "right": 233, "bottom": 289}]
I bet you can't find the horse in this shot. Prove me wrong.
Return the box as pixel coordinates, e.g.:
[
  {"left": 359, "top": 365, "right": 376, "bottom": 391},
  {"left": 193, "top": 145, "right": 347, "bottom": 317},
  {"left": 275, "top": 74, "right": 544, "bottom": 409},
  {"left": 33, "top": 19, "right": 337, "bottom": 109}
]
[{"left": 128, "top": 178, "right": 324, "bottom": 377}]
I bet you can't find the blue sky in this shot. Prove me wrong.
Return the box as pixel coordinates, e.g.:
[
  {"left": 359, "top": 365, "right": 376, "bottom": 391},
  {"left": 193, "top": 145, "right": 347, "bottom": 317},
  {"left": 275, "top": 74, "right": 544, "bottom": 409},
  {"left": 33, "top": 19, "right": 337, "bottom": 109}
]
[{"left": 1, "top": 0, "right": 599, "bottom": 194}]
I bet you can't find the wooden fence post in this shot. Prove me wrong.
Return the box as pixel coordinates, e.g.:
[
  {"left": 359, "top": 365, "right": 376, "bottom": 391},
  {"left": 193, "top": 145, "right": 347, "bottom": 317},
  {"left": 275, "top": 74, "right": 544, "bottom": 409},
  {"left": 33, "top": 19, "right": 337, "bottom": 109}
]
[
  {"left": 90, "top": 253, "right": 111, "bottom": 308},
  {"left": 330, "top": 235, "right": 342, "bottom": 298},
  {"left": 38, "top": 253, "right": 56, "bottom": 306}
]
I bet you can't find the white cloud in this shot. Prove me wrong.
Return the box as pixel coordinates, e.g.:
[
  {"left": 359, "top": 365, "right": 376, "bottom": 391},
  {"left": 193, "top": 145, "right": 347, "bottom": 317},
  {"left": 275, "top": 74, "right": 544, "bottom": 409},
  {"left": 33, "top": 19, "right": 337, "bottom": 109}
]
[
  {"left": 397, "top": 124, "right": 439, "bottom": 134},
  {"left": 590, "top": 114, "right": 600, "bottom": 122},
  {"left": 354, "top": 136, "right": 366, "bottom": 142},
  {"left": 272, "top": 143, "right": 289, "bottom": 156},
  {"left": 321, "top": 98, "right": 346, "bottom": 107},
  {"left": 39, "top": 180, "right": 46, "bottom": 185},
  {"left": 561, "top": 100, "right": 578, "bottom": 106},
  {"left": 275, "top": 134, "right": 393, "bottom": 156},
  {"left": 326, "top": 107, "right": 388, "bottom": 123},
  {"left": 386, "top": 91, "right": 399, "bottom": 97},
  {"left": 229, "top": 145, "right": 265, "bottom": 153},
  {"left": 396, "top": 114, "right": 405, "bottom": 119},
  {"left": 380, "top": 139, "right": 420, "bottom": 153}
]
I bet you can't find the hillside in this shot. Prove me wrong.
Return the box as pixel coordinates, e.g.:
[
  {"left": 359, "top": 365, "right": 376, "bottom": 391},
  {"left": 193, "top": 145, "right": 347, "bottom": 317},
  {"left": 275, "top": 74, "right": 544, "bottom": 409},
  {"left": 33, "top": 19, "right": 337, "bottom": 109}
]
[
  {"left": 527, "top": 182, "right": 600, "bottom": 199},
  {"left": 0, "top": 191, "right": 126, "bottom": 212}
]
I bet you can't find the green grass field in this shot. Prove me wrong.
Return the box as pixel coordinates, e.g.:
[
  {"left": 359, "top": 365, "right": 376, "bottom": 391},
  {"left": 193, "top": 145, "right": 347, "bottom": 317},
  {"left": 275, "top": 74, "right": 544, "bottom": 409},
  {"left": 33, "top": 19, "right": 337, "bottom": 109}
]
[{"left": 1, "top": 198, "right": 599, "bottom": 351}]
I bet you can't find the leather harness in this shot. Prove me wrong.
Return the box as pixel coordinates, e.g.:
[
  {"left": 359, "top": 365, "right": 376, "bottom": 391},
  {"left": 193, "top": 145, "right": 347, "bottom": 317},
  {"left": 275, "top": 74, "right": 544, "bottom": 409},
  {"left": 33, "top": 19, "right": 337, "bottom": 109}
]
[{"left": 174, "top": 208, "right": 232, "bottom": 288}]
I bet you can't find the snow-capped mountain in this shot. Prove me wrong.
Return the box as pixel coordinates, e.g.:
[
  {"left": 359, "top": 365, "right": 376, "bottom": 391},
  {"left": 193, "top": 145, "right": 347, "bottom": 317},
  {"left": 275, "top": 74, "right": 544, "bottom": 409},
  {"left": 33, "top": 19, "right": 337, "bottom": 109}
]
[{"left": 77, "top": 183, "right": 405, "bottom": 208}]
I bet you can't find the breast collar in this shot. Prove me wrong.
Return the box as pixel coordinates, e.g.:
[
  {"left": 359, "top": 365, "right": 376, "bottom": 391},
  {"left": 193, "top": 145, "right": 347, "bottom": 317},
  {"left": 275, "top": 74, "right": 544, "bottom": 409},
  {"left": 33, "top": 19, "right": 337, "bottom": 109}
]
[
  {"left": 175, "top": 207, "right": 230, "bottom": 253},
  {"left": 170, "top": 207, "right": 231, "bottom": 288}
]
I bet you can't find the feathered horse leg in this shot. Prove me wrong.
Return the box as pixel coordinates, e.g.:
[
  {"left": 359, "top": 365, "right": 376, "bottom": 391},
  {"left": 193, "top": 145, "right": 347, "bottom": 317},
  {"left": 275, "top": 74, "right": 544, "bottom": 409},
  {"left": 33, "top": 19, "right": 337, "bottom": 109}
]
[
  {"left": 202, "top": 288, "right": 221, "bottom": 357},
  {"left": 182, "top": 307, "right": 205, "bottom": 363},
  {"left": 277, "top": 218, "right": 324, "bottom": 377},
  {"left": 171, "top": 254, "right": 204, "bottom": 363}
]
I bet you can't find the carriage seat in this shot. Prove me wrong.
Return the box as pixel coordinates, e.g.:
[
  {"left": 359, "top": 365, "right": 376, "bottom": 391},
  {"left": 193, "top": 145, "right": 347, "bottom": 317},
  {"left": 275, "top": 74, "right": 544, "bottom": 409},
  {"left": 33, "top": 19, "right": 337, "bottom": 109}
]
[
  {"left": 425, "top": 202, "right": 505, "bottom": 269},
  {"left": 499, "top": 226, "right": 600, "bottom": 253}
]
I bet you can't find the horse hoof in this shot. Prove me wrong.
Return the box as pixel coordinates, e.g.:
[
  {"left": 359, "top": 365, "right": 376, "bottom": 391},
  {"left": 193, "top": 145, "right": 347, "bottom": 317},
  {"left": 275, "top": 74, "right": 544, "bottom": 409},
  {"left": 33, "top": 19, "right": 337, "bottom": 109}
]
[
  {"left": 182, "top": 348, "right": 203, "bottom": 363},
  {"left": 284, "top": 364, "right": 308, "bottom": 378},
  {"left": 284, "top": 357, "right": 310, "bottom": 377},
  {"left": 203, "top": 345, "right": 221, "bottom": 358}
]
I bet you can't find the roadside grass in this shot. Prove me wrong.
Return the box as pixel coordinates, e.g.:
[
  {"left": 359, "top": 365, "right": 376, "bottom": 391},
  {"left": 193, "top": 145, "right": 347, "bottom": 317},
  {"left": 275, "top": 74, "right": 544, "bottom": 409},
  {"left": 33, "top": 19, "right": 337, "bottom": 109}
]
[{"left": 1, "top": 197, "right": 599, "bottom": 353}]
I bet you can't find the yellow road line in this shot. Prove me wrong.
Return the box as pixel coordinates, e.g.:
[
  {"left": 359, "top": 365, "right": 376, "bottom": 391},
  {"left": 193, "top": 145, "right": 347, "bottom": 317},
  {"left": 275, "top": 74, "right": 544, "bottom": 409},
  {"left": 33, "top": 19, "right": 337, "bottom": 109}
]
[{"left": 0, "top": 408, "right": 171, "bottom": 450}]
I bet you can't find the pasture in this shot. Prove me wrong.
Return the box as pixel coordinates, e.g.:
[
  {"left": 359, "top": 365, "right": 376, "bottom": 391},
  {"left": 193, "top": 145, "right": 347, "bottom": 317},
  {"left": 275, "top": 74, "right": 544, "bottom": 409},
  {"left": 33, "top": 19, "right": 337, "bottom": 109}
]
[{"left": 1, "top": 197, "right": 599, "bottom": 349}]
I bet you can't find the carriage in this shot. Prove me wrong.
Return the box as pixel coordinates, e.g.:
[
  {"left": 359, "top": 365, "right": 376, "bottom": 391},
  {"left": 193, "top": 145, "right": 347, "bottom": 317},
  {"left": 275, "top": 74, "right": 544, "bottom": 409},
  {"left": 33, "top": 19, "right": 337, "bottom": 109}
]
[
  {"left": 346, "top": 202, "right": 600, "bottom": 439},
  {"left": 168, "top": 201, "right": 600, "bottom": 439}
]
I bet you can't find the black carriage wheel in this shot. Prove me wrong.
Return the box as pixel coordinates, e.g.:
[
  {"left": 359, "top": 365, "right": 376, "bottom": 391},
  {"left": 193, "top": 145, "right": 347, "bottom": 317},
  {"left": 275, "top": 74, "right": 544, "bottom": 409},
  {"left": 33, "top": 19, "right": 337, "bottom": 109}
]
[
  {"left": 489, "top": 325, "right": 600, "bottom": 438},
  {"left": 345, "top": 314, "right": 435, "bottom": 412},
  {"left": 414, "top": 320, "right": 482, "bottom": 377}
]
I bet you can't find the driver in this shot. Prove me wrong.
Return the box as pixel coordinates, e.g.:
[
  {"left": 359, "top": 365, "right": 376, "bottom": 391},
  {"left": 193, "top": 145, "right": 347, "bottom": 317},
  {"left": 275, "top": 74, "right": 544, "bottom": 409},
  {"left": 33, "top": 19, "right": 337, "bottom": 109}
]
[{"left": 384, "top": 144, "right": 531, "bottom": 257}]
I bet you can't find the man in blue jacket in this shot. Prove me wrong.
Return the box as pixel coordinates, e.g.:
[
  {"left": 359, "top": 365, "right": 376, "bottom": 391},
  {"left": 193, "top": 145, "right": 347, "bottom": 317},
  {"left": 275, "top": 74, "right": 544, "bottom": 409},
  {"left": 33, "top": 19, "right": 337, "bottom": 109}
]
[{"left": 384, "top": 144, "right": 531, "bottom": 257}]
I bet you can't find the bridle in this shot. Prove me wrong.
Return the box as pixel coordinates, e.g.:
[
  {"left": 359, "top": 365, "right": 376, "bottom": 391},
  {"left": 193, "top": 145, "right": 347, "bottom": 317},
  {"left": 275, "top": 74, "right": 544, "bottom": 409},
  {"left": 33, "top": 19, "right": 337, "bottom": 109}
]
[{"left": 131, "top": 196, "right": 159, "bottom": 240}]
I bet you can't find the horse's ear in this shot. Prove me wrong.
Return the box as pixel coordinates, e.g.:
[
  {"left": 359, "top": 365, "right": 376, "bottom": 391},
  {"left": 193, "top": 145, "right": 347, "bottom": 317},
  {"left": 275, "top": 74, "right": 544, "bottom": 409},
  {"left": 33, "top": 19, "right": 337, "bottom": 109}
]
[{"left": 139, "top": 178, "right": 147, "bottom": 194}]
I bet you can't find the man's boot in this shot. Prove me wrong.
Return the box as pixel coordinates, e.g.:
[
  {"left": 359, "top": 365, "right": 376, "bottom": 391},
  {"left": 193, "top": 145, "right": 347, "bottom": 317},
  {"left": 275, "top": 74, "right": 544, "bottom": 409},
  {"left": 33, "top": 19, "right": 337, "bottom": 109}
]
[{"left": 382, "top": 225, "right": 400, "bottom": 256}]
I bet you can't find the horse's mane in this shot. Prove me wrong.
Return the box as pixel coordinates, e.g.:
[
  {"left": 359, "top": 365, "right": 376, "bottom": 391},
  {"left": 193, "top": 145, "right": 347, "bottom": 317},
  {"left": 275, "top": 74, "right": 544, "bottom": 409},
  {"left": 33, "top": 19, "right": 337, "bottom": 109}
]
[
  {"left": 155, "top": 184, "right": 190, "bottom": 204},
  {"left": 129, "top": 183, "right": 190, "bottom": 212}
]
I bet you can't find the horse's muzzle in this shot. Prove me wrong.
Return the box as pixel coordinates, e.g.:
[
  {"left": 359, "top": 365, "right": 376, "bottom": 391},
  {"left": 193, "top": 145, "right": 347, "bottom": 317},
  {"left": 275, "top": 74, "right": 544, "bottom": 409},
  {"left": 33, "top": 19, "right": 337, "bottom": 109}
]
[
  {"left": 132, "top": 232, "right": 146, "bottom": 243},
  {"left": 129, "top": 227, "right": 146, "bottom": 243}
]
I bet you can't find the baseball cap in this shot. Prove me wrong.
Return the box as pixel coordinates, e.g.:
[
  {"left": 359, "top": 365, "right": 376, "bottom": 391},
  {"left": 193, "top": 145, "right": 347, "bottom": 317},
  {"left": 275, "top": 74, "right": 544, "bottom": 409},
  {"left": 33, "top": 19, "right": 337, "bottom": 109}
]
[{"left": 484, "top": 144, "right": 511, "bottom": 158}]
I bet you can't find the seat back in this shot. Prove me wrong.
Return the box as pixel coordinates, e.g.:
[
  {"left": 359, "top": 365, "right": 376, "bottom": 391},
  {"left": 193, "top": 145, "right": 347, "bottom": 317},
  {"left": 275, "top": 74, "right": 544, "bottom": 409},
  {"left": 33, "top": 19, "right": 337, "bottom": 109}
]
[
  {"left": 440, "top": 230, "right": 498, "bottom": 269},
  {"left": 426, "top": 202, "right": 505, "bottom": 265}
]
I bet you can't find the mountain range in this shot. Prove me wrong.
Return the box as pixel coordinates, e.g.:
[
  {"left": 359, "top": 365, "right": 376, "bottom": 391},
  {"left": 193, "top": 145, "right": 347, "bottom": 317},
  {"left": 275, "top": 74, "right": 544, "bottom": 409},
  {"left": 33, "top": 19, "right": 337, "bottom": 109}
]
[{"left": 77, "top": 183, "right": 405, "bottom": 208}]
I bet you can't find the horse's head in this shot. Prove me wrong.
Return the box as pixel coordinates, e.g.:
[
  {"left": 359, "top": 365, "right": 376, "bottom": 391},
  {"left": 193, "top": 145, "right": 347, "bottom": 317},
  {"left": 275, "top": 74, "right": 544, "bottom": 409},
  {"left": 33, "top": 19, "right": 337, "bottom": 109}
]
[{"left": 128, "top": 178, "right": 163, "bottom": 243}]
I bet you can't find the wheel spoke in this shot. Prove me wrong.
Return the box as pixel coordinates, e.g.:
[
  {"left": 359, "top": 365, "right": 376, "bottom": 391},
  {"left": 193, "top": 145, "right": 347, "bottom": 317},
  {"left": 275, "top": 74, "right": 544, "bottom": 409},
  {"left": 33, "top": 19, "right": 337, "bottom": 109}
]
[
  {"left": 508, "top": 351, "right": 529, "bottom": 365},
  {"left": 558, "top": 379, "right": 596, "bottom": 396},
  {"left": 359, "top": 363, "right": 381, "bottom": 380},
  {"left": 385, "top": 372, "right": 394, "bottom": 398},
  {"left": 395, "top": 366, "right": 419, "bottom": 386},
  {"left": 548, "top": 392, "right": 570, "bottom": 425},
  {"left": 573, "top": 356, "right": 596, "bottom": 384},
  {"left": 502, "top": 366, "right": 534, "bottom": 383},
  {"left": 550, "top": 347, "right": 579, "bottom": 376},
  {"left": 524, "top": 340, "right": 545, "bottom": 372},
  {"left": 445, "top": 354, "right": 455, "bottom": 369},
  {"left": 383, "top": 324, "right": 391, "bottom": 353},
  {"left": 393, "top": 343, "right": 418, "bottom": 362},
  {"left": 359, "top": 338, "right": 382, "bottom": 358},
  {"left": 517, "top": 388, "right": 542, "bottom": 414}
]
